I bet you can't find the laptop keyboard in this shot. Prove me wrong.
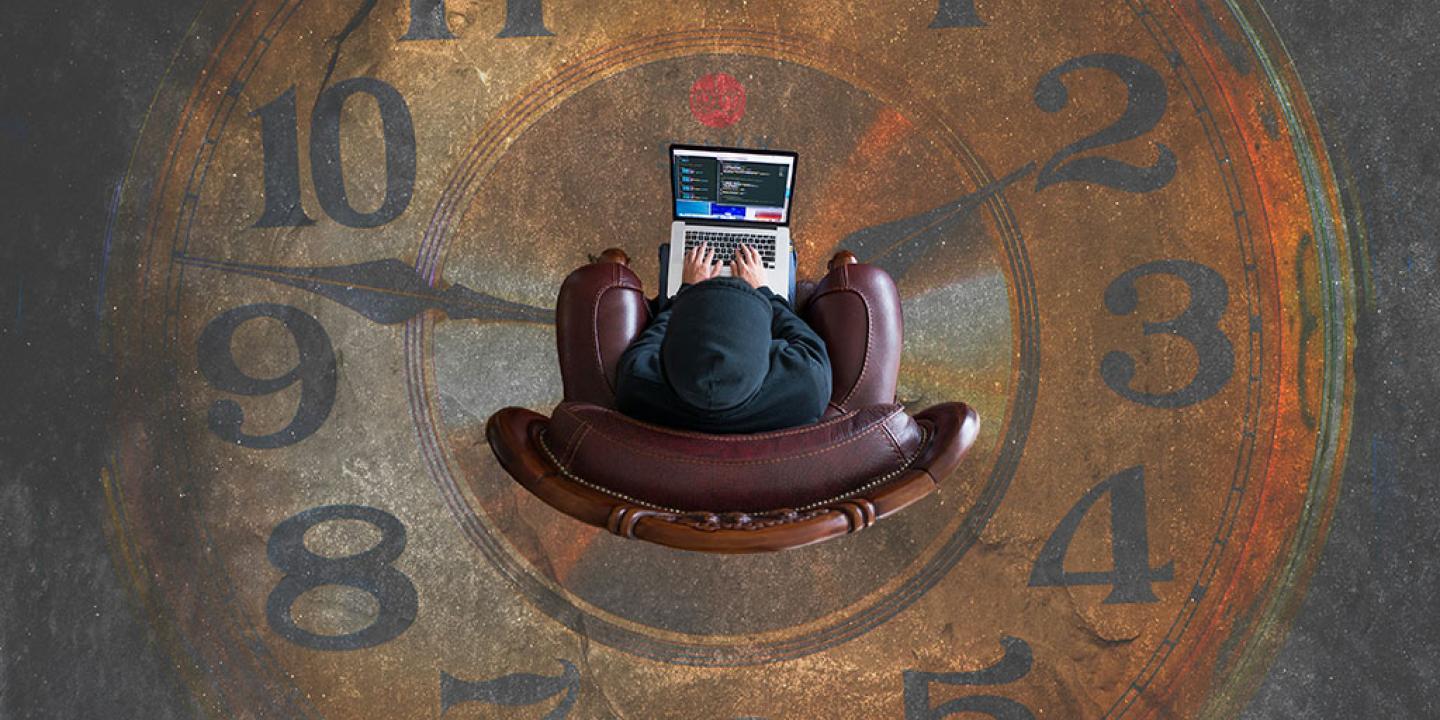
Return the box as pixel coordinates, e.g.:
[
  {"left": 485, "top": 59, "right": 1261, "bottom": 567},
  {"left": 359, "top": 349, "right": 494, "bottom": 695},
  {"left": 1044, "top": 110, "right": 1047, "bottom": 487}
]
[{"left": 683, "top": 230, "right": 777, "bottom": 269}]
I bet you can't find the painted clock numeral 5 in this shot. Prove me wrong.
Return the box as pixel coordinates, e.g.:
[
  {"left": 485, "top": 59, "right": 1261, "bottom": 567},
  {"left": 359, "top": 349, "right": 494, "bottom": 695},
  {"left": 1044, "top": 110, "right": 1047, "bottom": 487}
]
[{"left": 905, "top": 637, "right": 1037, "bottom": 719}]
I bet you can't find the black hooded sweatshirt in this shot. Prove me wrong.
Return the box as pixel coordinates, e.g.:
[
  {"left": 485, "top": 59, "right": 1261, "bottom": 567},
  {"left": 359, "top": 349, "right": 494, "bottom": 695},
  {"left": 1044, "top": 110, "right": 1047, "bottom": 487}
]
[{"left": 613, "top": 276, "right": 832, "bottom": 434}]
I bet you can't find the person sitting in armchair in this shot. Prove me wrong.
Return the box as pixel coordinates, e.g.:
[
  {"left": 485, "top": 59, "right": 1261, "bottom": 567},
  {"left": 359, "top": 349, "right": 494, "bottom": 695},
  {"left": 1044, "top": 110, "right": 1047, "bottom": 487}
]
[
  {"left": 490, "top": 242, "right": 972, "bottom": 553},
  {"left": 612, "top": 240, "right": 832, "bottom": 434},
  {"left": 553, "top": 241, "right": 903, "bottom": 440}
]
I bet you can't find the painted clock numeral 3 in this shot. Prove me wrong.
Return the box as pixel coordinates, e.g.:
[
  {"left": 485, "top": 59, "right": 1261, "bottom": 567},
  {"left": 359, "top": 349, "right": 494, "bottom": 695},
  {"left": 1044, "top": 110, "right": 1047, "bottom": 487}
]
[{"left": 1101, "top": 260, "right": 1235, "bottom": 408}]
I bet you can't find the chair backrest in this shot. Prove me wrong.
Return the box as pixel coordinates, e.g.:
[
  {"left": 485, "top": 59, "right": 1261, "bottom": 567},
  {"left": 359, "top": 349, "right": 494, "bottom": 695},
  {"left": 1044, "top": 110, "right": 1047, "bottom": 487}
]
[
  {"left": 484, "top": 400, "right": 979, "bottom": 553},
  {"left": 545, "top": 401, "right": 925, "bottom": 513}
]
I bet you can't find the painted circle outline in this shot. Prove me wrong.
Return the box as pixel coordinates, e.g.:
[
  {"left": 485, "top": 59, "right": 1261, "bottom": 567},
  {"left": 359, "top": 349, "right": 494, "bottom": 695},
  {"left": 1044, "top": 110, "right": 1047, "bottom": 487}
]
[{"left": 405, "top": 28, "right": 1039, "bottom": 666}]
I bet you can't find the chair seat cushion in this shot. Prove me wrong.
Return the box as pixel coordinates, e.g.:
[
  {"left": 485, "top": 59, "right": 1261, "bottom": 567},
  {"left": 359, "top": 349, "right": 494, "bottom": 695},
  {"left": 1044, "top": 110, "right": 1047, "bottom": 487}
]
[{"left": 541, "top": 401, "right": 927, "bottom": 513}]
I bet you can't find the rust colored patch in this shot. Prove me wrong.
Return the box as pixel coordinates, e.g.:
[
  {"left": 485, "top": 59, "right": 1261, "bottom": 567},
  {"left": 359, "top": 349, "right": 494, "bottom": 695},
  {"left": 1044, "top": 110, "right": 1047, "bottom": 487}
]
[{"left": 689, "top": 71, "right": 747, "bottom": 128}]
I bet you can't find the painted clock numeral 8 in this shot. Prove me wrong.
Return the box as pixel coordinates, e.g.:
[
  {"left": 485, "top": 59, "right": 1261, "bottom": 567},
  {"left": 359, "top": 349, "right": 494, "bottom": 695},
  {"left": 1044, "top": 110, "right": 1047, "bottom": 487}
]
[{"left": 105, "top": 0, "right": 1354, "bottom": 717}]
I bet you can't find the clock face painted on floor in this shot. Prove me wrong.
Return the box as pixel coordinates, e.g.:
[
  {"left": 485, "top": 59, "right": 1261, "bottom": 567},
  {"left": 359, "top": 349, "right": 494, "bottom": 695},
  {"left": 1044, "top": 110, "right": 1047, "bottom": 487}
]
[{"left": 102, "top": 0, "right": 1356, "bottom": 717}]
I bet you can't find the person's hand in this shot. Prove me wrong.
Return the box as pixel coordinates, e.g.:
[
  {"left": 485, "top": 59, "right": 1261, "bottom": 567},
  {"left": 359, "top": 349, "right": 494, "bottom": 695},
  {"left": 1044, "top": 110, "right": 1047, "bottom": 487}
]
[
  {"left": 681, "top": 240, "right": 720, "bottom": 285},
  {"left": 733, "top": 243, "right": 767, "bottom": 289}
]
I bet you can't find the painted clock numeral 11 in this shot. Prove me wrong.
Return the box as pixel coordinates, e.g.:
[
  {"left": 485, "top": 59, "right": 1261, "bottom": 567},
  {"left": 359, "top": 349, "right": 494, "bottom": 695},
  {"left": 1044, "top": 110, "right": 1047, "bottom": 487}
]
[
  {"left": 105, "top": 0, "right": 1354, "bottom": 717},
  {"left": 404, "top": 0, "right": 553, "bottom": 40}
]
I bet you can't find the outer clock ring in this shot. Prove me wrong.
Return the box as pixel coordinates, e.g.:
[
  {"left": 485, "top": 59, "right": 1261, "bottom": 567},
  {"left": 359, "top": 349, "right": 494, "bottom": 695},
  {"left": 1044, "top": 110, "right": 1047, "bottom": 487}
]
[{"left": 95, "top": 0, "right": 1357, "bottom": 716}]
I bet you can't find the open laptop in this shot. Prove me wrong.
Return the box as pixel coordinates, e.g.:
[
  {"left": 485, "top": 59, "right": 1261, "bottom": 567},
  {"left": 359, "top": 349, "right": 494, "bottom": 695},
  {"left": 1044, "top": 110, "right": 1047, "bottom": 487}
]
[{"left": 665, "top": 144, "right": 798, "bottom": 300}]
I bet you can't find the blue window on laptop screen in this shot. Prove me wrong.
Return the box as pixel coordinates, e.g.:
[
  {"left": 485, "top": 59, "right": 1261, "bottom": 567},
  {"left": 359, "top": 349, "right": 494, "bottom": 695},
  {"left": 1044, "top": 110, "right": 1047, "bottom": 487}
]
[{"left": 676, "top": 200, "right": 709, "bottom": 216}]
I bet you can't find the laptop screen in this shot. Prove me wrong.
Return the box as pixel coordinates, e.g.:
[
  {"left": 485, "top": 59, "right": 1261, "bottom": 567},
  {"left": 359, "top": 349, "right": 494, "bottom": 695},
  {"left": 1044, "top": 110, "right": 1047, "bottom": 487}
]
[{"left": 671, "top": 146, "right": 796, "bottom": 225}]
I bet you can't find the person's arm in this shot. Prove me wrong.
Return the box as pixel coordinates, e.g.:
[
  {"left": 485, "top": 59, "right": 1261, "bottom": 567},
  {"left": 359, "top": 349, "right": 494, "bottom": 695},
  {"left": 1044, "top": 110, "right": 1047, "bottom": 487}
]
[
  {"left": 657, "top": 282, "right": 692, "bottom": 314},
  {"left": 732, "top": 243, "right": 819, "bottom": 355},
  {"left": 758, "top": 286, "right": 826, "bottom": 361},
  {"left": 732, "top": 244, "right": 830, "bottom": 413},
  {"left": 617, "top": 283, "right": 691, "bottom": 386}
]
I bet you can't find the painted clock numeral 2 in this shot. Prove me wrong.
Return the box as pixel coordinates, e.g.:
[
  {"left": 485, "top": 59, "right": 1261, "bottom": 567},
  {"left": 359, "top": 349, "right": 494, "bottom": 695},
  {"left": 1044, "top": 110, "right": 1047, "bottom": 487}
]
[{"left": 1032, "top": 54, "right": 1177, "bottom": 193}]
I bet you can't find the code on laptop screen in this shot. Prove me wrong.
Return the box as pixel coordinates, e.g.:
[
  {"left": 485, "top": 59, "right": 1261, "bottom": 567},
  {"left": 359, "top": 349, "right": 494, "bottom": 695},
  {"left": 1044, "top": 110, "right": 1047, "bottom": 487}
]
[{"left": 673, "top": 148, "right": 795, "bottom": 224}]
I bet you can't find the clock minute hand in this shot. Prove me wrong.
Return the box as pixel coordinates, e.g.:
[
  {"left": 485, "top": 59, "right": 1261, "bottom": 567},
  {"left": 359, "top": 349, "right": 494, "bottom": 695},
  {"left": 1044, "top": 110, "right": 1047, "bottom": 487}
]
[
  {"left": 172, "top": 163, "right": 1035, "bottom": 326},
  {"left": 173, "top": 254, "right": 555, "bottom": 325},
  {"left": 837, "top": 161, "right": 1036, "bottom": 282}
]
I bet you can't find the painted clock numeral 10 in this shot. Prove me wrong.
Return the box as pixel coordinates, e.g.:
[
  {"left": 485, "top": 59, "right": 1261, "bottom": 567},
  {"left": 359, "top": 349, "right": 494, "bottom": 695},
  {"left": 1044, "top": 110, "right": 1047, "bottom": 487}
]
[{"left": 251, "top": 79, "right": 416, "bottom": 228}]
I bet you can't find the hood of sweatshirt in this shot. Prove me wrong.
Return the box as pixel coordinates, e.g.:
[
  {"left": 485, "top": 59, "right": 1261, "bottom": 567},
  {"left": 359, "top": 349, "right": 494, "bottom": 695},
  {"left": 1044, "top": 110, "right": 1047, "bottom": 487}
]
[{"left": 659, "top": 276, "right": 772, "bottom": 412}]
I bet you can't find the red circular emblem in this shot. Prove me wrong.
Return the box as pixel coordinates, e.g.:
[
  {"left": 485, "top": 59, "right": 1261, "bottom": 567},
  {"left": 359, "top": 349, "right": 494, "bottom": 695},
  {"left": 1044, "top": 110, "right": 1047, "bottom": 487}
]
[{"left": 688, "top": 71, "right": 746, "bottom": 128}]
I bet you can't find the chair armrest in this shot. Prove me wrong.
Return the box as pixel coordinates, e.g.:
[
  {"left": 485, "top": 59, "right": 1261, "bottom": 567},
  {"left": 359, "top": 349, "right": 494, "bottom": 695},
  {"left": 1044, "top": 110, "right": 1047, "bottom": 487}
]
[{"left": 910, "top": 402, "right": 981, "bottom": 485}]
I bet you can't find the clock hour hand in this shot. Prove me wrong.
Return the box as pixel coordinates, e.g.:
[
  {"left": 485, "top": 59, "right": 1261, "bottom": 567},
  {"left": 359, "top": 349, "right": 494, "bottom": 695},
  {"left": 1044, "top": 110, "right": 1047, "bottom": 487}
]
[
  {"left": 837, "top": 161, "right": 1036, "bottom": 282},
  {"left": 174, "top": 254, "right": 554, "bottom": 325}
]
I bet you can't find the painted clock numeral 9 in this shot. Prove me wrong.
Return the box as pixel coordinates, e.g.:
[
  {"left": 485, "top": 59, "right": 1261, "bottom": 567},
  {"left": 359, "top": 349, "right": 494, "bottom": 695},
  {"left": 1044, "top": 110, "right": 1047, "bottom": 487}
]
[{"left": 197, "top": 303, "right": 338, "bottom": 449}]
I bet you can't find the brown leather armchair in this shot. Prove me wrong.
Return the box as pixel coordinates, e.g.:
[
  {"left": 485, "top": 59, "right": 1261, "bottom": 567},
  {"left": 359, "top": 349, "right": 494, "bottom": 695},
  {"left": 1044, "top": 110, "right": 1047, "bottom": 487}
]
[{"left": 485, "top": 250, "right": 979, "bottom": 553}]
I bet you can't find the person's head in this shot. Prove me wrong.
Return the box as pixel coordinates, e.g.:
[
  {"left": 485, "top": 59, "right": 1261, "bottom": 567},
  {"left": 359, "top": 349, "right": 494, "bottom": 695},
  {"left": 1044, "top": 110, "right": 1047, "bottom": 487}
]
[{"left": 660, "top": 277, "right": 771, "bottom": 411}]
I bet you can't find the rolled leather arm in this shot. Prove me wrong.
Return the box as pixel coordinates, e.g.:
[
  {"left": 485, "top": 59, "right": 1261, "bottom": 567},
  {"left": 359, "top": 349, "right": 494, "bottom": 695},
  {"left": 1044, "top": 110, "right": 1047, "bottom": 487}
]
[
  {"left": 804, "top": 263, "right": 904, "bottom": 418},
  {"left": 555, "top": 261, "right": 651, "bottom": 407}
]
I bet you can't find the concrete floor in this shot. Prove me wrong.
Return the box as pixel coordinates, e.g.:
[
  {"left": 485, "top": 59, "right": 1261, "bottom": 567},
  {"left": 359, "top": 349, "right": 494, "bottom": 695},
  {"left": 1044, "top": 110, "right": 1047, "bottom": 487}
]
[{"left": 2, "top": 1, "right": 1436, "bottom": 716}]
